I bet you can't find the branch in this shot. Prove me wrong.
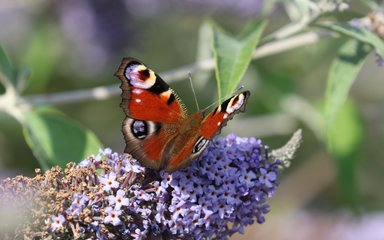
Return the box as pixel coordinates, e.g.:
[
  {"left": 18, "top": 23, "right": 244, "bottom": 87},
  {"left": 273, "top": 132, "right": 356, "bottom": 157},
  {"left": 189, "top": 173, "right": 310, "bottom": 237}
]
[{"left": 22, "top": 31, "right": 331, "bottom": 107}]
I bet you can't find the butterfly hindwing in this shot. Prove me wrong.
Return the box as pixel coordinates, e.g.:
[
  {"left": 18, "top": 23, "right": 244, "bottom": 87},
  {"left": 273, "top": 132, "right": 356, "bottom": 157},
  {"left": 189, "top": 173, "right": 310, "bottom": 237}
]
[
  {"left": 122, "top": 118, "right": 178, "bottom": 170},
  {"left": 162, "top": 112, "right": 208, "bottom": 172}
]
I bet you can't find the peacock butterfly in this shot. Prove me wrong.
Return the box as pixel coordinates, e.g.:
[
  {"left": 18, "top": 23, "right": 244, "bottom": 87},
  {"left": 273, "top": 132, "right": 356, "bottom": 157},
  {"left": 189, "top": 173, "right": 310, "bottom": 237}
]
[{"left": 115, "top": 57, "right": 250, "bottom": 172}]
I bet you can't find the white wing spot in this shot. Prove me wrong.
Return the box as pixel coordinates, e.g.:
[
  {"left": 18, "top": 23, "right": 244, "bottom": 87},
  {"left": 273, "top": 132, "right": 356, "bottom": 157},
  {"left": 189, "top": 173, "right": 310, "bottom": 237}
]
[
  {"left": 227, "top": 94, "right": 245, "bottom": 114},
  {"left": 132, "top": 89, "right": 143, "bottom": 94},
  {"left": 217, "top": 121, "right": 221, "bottom": 126},
  {"left": 135, "top": 99, "right": 142, "bottom": 103}
]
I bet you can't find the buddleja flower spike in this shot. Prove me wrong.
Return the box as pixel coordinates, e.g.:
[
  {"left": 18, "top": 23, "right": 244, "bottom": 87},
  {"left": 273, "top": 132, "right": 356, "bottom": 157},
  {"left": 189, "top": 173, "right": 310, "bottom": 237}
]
[{"left": 0, "top": 130, "right": 302, "bottom": 239}]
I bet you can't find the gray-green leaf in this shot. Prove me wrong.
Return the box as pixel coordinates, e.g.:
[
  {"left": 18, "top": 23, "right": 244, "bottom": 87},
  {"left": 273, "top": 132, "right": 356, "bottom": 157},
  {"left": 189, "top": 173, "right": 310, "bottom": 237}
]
[
  {"left": 22, "top": 109, "right": 103, "bottom": 170},
  {"left": 22, "top": 25, "right": 62, "bottom": 92},
  {"left": 0, "top": 43, "right": 16, "bottom": 87},
  {"left": 317, "top": 22, "right": 384, "bottom": 57},
  {"left": 212, "top": 20, "right": 266, "bottom": 99},
  {"left": 325, "top": 39, "right": 371, "bottom": 127},
  {"left": 327, "top": 100, "right": 363, "bottom": 209},
  {"left": 324, "top": 39, "right": 369, "bottom": 209}
]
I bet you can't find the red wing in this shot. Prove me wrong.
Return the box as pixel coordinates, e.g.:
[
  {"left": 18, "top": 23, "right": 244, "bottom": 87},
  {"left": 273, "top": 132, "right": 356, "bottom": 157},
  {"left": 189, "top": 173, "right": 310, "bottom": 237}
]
[
  {"left": 200, "top": 91, "right": 250, "bottom": 139},
  {"left": 115, "top": 57, "right": 187, "bottom": 124}
]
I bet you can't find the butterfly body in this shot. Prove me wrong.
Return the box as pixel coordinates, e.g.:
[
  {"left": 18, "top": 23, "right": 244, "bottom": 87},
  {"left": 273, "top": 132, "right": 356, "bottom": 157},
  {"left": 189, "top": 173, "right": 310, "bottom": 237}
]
[{"left": 116, "top": 57, "right": 250, "bottom": 172}]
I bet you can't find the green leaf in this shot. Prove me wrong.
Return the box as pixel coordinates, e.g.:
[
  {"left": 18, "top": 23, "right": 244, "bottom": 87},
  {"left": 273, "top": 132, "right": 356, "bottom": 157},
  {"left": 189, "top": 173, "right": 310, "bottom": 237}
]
[
  {"left": 212, "top": 19, "right": 266, "bottom": 99},
  {"left": 325, "top": 39, "right": 371, "bottom": 127},
  {"left": 324, "top": 39, "right": 369, "bottom": 209},
  {"left": 327, "top": 100, "right": 363, "bottom": 209},
  {"left": 360, "top": 0, "right": 380, "bottom": 9},
  {"left": 0, "top": 43, "right": 16, "bottom": 87},
  {"left": 22, "top": 24, "right": 62, "bottom": 92},
  {"left": 283, "top": 0, "right": 312, "bottom": 21},
  {"left": 317, "top": 22, "right": 384, "bottom": 57},
  {"left": 22, "top": 108, "right": 103, "bottom": 170}
]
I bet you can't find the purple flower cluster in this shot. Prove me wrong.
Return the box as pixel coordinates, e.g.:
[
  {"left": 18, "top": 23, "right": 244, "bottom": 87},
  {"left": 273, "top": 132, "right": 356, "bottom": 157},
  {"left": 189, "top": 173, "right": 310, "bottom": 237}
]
[
  {"left": 49, "top": 134, "right": 283, "bottom": 239},
  {"left": 158, "top": 134, "right": 281, "bottom": 238}
]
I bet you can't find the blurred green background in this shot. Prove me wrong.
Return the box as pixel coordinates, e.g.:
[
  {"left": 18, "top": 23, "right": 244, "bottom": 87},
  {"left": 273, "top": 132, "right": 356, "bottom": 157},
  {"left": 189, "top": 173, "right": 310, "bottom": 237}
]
[{"left": 1, "top": 0, "right": 384, "bottom": 239}]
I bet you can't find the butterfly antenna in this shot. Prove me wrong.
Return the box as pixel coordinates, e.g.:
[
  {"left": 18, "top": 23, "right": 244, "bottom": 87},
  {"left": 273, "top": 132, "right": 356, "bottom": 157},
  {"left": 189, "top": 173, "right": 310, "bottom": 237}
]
[
  {"left": 234, "top": 85, "right": 245, "bottom": 93},
  {"left": 189, "top": 72, "right": 200, "bottom": 111}
]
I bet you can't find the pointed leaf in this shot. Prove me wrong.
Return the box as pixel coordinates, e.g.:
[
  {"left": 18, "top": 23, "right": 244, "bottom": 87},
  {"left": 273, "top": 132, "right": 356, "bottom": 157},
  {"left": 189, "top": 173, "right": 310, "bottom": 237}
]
[
  {"left": 212, "top": 20, "right": 266, "bottom": 99},
  {"left": 22, "top": 109, "right": 103, "bottom": 170},
  {"left": 325, "top": 39, "right": 371, "bottom": 126},
  {"left": 0, "top": 43, "right": 16, "bottom": 87},
  {"left": 327, "top": 100, "right": 363, "bottom": 209},
  {"left": 22, "top": 25, "right": 62, "bottom": 92},
  {"left": 317, "top": 22, "right": 384, "bottom": 57},
  {"left": 324, "top": 39, "right": 369, "bottom": 209}
]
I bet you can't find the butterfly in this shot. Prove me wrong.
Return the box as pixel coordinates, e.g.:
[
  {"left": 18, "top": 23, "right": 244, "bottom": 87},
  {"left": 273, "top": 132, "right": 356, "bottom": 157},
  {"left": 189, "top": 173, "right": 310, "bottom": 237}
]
[{"left": 115, "top": 57, "right": 250, "bottom": 172}]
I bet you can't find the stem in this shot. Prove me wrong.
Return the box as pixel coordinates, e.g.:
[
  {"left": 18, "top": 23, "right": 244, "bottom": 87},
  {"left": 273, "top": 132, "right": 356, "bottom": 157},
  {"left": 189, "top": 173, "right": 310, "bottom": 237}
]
[
  {"left": 0, "top": 72, "right": 24, "bottom": 121},
  {"left": 280, "top": 94, "right": 325, "bottom": 141},
  {"left": 21, "top": 31, "right": 332, "bottom": 107},
  {"left": 262, "top": 8, "right": 321, "bottom": 43}
]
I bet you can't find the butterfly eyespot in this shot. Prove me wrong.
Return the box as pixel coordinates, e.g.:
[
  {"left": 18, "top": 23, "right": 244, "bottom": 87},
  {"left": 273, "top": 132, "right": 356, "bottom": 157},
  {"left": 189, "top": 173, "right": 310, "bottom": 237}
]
[
  {"left": 125, "top": 65, "right": 156, "bottom": 89},
  {"left": 129, "top": 120, "right": 159, "bottom": 140},
  {"left": 131, "top": 120, "right": 148, "bottom": 139},
  {"left": 192, "top": 137, "right": 209, "bottom": 154}
]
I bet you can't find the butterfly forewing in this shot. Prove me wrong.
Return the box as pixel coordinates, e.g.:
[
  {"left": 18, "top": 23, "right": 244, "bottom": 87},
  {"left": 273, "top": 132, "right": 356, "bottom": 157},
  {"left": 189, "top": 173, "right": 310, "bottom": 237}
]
[
  {"left": 200, "top": 91, "right": 250, "bottom": 139},
  {"left": 115, "top": 57, "right": 187, "bottom": 124}
]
